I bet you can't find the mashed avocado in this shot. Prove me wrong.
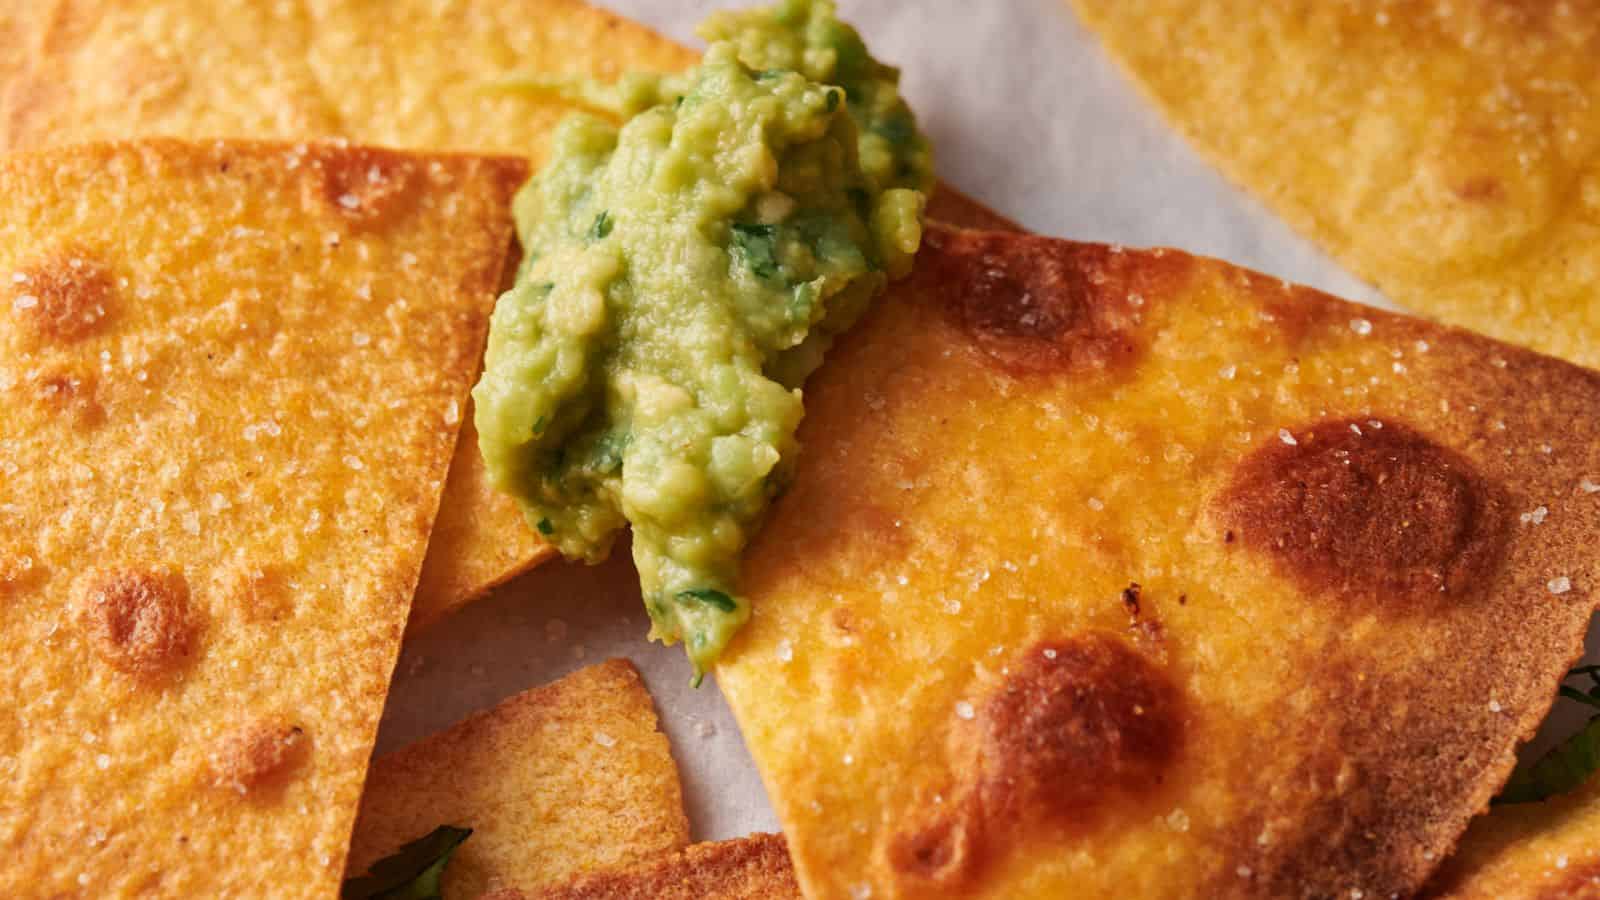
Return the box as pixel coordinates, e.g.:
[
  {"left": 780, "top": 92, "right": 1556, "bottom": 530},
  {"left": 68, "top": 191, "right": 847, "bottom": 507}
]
[{"left": 473, "top": 0, "right": 931, "bottom": 678}]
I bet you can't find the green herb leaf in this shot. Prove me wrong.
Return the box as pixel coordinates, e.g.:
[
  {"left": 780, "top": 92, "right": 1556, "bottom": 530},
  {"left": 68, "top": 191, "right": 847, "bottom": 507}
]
[
  {"left": 730, "top": 223, "right": 780, "bottom": 280},
  {"left": 341, "top": 825, "right": 472, "bottom": 900},
  {"left": 1496, "top": 666, "right": 1600, "bottom": 805},
  {"left": 589, "top": 211, "right": 613, "bottom": 240},
  {"left": 536, "top": 518, "right": 555, "bottom": 536},
  {"left": 678, "top": 588, "right": 737, "bottom": 613}
]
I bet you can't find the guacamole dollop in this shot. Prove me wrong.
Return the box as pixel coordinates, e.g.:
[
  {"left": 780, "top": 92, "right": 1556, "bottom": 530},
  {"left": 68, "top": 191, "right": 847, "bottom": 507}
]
[{"left": 473, "top": 0, "right": 931, "bottom": 678}]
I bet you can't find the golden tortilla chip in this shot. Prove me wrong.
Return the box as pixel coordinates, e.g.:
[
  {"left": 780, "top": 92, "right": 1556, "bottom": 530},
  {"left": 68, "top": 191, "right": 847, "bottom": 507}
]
[
  {"left": 0, "top": 0, "right": 1013, "bottom": 628},
  {"left": 0, "top": 139, "right": 521, "bottom": 896},
  {"left": 1424, "top": 777, "right": 1600, "bottom": 898},
  {"left": 717, "top": 226, "right": 1600, "bottom": 899},
  {"left": 349, "top": 659, "right": 689, "bottom": 899},
  {"left": 501, "top": 832, "right": 799, "bottom": 900},
  {"left": 1068, "top": 1, "right": 1600, "bottom": 371}
]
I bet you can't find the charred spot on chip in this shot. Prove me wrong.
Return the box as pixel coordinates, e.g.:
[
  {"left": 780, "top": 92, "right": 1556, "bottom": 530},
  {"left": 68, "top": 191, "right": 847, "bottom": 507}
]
[
  {"left": 915, "top": 227, "right": 1175, "bottom": 377},
  {"left": 977, "top": 632, "right": 1182, "bottom": 827},
  {"left": 885, "top": 804, "right": 981, "bottom": 887},
  {"left": 78, "top": 568, "right": 199, "bottom": 679},
  {"left": 10, "top": 247, "right": 116, "bottom": 343},
  {"left": 210, "top": 719, "right": 310, "bottom": 796},
  {"left": 1453, "top": 176, "right": 1505, "bottom": 203},
  {"left": 309, "top": 145, "right": 422, "bottom": 228},
  {"left": 1216, "top": 417, "right": 1507, "bottom": 604}
]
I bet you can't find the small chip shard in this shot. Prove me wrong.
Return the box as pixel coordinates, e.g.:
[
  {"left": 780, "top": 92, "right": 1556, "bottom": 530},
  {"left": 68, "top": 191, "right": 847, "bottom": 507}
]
[{"left": 78, "top": 568, "right": 199, "bottom": 679}]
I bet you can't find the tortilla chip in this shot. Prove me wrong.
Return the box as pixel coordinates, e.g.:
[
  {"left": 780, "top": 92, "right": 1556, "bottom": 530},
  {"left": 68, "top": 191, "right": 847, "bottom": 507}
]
[
  {"left": 1425, "top": 772, "right": 1600, "bottom": 899},
  {"left": 716, "top": 225, "right": 1600, "bottom": 899},
  {"left": 0, "top": 0, "right": 1014, "bottom": 628},
  {"left": 1067, "top": 1, "right": 1600, "bottom": 372},
  {"left": 349, "top": 659, "right": 689, "bottom": 899},
  {"left": 0, "top": 139, "right": 521, "bottom": 896},
  {"left": 501, "top": 832, "right": 799, "bottom": 900}
]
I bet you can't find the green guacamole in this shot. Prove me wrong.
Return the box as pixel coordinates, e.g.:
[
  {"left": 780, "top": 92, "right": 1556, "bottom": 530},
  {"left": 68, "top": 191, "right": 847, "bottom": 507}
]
[{"left": 473, "top": 0, "right": 932, "bottom": 678}]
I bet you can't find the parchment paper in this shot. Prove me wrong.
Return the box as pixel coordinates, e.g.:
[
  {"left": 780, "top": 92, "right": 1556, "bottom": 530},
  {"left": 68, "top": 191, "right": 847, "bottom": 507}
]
[{"left": 376, "top": 0, "right": 1597, "bottom": 845}]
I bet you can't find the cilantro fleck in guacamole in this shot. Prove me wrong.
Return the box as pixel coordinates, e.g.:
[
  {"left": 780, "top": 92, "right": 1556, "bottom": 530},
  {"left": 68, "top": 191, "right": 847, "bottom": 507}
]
[{"left": 473, "top": 0, "right": 932, "bottom": 679}]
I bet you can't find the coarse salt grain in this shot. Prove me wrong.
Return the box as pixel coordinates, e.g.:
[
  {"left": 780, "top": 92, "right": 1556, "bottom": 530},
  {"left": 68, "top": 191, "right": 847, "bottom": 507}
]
[
  {"left": 343, "top": 455, "right": 364, "bottom": 471},
  {"left": 955, "top": 701, "right": 975, "bottom": 720},
  {"left": 1489, "top": 699, "right": 1502, "bottom": 713},
  {"left": 1219, "top": 364, "right": 1237, "bottom": 380},
  {"left": 1582, "top": 478, "right": 1600, "bottom": 494},
  {"left": 12, "top": 294, "right": 38, "bottom": 311},
  {"left": 1279, "top": 428, "right": 1298, "bottom": 446},
  {"left": 1521, "top": 506, "right": 1549, "bottom": 525},
  {"left": 337, "top": 193, "right": 360, "bottom": 209},
  {"left": 776, "top": 639, "right": 794, "bottom": 663},
  {"left": 1549, "top": 576, "right": 1573, "bottom": 595},
  {"left": 1349, "top": 318, "right": 1372, "bottom": 335},
  {"left": 1087, "top": 497, "right": 1104, "bottom": 511},
  {"left": 1043, "top": 648, "right": 1058, "bottom": 660},
  {"left": 593, "top": 731, "right": 616, "bottom": 748}
]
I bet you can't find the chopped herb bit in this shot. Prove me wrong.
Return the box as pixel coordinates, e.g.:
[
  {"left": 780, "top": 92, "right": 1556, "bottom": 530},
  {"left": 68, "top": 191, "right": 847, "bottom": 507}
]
[
  {"left": 730, "top": 223, "right": 781, "bottom": 280},
  {"left": 531, "top": 415, "right": 546, "bottom": 436},
  {"left": 678, "top": 588, "right": 737, "bottom": 613},
  {"left": 341, "top": 825, "right": 472, "bottom": 900},
  {"left": 825, "top": 88, "right": 841, "bottom": 112},
  {"left": 589, "top": 211, "right": 613, "bottom": 240},
  {"left": 536, "top": 518, "right": 555, "bottom": 536},
  {"left": 1497, "top": 667, "right": 1600, "bottom": 804},
  {"left": 755, "top": 68, "right": 790, "bottom": 81}
]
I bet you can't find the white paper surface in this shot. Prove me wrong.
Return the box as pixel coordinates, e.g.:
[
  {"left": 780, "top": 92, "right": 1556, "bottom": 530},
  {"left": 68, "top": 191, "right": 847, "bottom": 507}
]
[{"left": 376, "top": 0, "right": 1597, "bottom": 846}]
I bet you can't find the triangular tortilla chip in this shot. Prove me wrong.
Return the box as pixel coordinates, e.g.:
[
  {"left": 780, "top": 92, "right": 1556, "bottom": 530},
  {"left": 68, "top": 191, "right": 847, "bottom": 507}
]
[
  {"left": 717, "top": 225, "right": 1600, "bottom": 899},
  {"left": 0, "top": 139, "right": 521, "bottom": 896},
  {"left": 0, "top": 0, "right": 1012, "bottom": 627},
  {"left": 1067, "top": 1, "right": 1600, "bottom": 371},
  {"left": 349, "top": 659, "right": 689, "bottom": 899},
  {"left": 498, "top": 832, "right": 799, "bottom": 900}
]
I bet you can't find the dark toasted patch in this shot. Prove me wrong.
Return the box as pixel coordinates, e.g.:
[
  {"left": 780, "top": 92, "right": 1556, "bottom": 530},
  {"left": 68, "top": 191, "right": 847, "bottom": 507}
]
[
  {"left": 306, "top": 145, "right": 421, "bottom": 228},
  {"left": 1217, "top": 417, "right": 1507, "bottom": 604},
  {"left": 11, "top": 247, "right": 116, "bottom": 342},
  {"left": 913, "top": 226, "right": 1182, "bottom": 377},
  {"left": 978, "top": 632, "right": 1182, "bottom": 825},
  {"left": 78, "top": 568, "right": 198, "bottom": 679},
  {"left": 210, "top": 719, "right": 309, "bottom": 796}
]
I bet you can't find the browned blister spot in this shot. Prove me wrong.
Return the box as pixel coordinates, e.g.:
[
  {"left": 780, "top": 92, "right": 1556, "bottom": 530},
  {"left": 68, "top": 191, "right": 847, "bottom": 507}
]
[
  {"left": 78, "top": 568, "right": 199, "bottom": 679},
  {"left": 210, "top": 719, "right": 309, "bottom": 796},
  {"left": 308, "top": 145, "right": 421, "bottom": 229},
  {"left": 11, "top": 248, "right": 116, "bottom": 342},
  {"left": 30, "top": 369, "right": 104, "bottom": 427},
  {"left": 914, "top": 227, "right": 1182, "bottom": 377},
  {"left": 1454, "top": 176, "right": 1505, "bottom": 203},
  {"left": 978, "top": 632, "right": 1182, "bottom": 825},
  {"left": 1217, "top": 417, "right": 1507, "bottom": 604},
  {"left": 889, "top": 633, "right": 1182, "bottom": 888}
]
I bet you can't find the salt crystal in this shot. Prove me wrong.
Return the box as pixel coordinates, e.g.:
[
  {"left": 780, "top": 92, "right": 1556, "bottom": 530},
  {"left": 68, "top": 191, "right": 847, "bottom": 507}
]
[
  {"left": 1549, "top": 576, "right": 1573, "bottom": 595},
  {"left": 12, "top": 294, "right": 38, "bottom": 311},
  {"left": 1218, "top": 364, "right": 1237, "bottom": 380},
  {"left": 95, "top": 753, "right": 110, "bottom": 770},
  {"left": 337, "top": 193, "right": 360, "bottom": 209},
  {"left": 1520, "top": 506, "right": 1548, "bottom": 525},
  {"left": 1349, "top": 318, "right": 1373, "bottom": 336},
  {"left": 1582, "top": 478, "right": 1600, "bottom": 494},
  {"left": 352, "top": 332, "right": 371, "bottom": 347},
  {"left": 1087, "top": 497, "right": 1104, "bottom": 511},
  {"left": 955, "top": 701, "right": 975, "bottom": 720},
  {"left": 1488, "top": 699, "right": 1502, "bottom": 713},
  {"left": 1043, "top": 648, "right": 1058, "bottom": 660},
  {"left": 1557, "top": 855, "right": 1570, "bottom": 869},
  {"left": 343, "top": 455, "right": 364, "bottom": 471},
  {"left": 1279, "top": 428, "right": 1298, "bottom": 446},
  {"left": 776, "top": 639, "right": 794, "bottom": 663},
  {"left": 593, "top": 731, "right": 616, "bottom": 748}
]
